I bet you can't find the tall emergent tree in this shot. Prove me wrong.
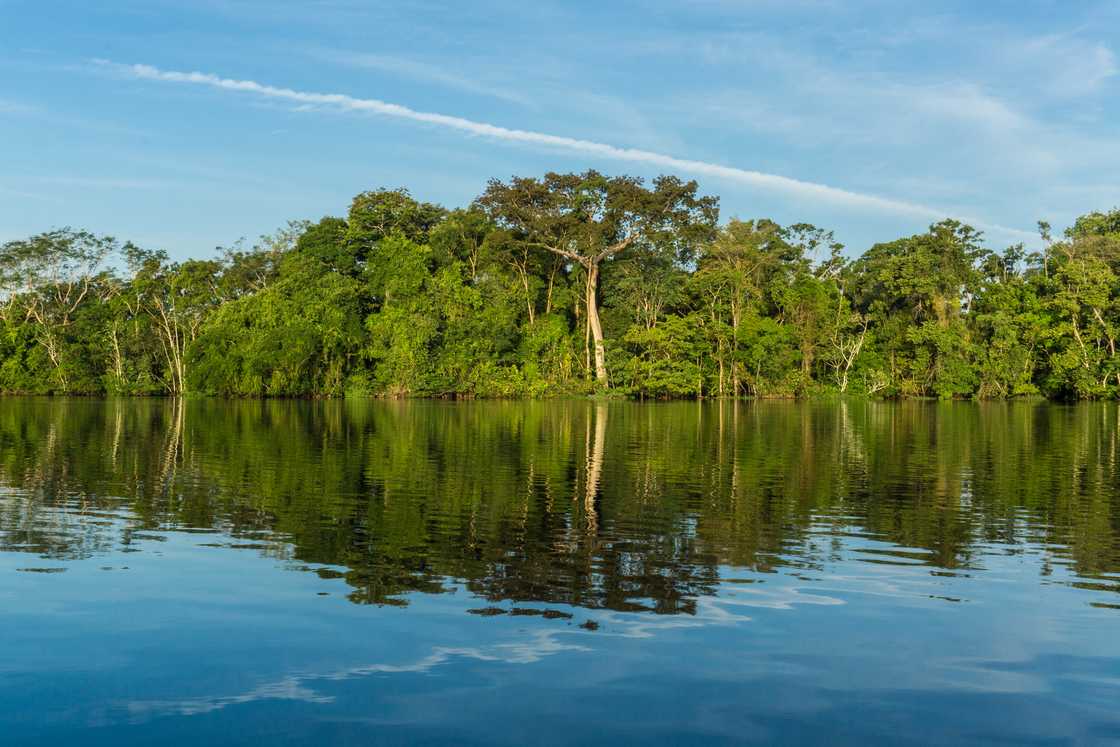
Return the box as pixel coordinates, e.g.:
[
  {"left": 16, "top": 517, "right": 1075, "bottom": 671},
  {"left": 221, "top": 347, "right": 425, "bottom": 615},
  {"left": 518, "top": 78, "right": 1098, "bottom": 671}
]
[{"left": 477, "top": 171, "right": 718, "bottom": 386}]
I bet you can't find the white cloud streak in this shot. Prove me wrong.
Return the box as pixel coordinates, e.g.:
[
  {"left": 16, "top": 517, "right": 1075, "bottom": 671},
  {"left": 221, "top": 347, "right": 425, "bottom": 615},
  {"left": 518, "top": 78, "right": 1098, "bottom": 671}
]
[
  {"left": 0, "top": 98, "right": 39, "bottom": 115},
  {"left": 36, "top": 176, "right": 177, "bottom": 189},
  {"left": 98, "top": 61, "right": 1036, "bottom": 242}
]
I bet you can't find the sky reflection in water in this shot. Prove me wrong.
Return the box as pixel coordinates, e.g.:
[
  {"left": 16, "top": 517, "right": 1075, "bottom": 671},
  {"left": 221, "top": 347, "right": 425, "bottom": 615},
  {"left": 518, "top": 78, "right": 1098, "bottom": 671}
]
[{"left": 0, "top": 399, "right": 1118, "bottom": 745}]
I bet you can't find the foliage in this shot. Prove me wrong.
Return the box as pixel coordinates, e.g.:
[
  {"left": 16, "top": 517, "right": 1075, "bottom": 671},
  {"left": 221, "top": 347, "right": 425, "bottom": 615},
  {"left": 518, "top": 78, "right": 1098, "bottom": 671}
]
[{"left": 1, "top": 184, "right": 1118, "bottom": 400}]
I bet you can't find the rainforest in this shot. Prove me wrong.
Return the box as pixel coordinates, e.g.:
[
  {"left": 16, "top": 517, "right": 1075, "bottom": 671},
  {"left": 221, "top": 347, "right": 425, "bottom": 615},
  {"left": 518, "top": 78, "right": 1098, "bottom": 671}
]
[{"left": 2, "top": 171, "right": 1119, "bottom": 400}]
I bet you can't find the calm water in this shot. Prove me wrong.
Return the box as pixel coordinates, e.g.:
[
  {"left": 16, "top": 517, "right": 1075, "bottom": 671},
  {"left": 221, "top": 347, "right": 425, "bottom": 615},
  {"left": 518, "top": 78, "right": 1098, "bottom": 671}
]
[{"left": 1, "top": 399, "right": 1118, "bottom": 745}]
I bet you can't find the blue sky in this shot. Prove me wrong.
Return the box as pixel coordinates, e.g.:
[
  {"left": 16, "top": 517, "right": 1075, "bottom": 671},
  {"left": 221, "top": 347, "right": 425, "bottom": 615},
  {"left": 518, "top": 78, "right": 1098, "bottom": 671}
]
[{"left": 2, "top": 0, "right": 1118, "bottom": 259}]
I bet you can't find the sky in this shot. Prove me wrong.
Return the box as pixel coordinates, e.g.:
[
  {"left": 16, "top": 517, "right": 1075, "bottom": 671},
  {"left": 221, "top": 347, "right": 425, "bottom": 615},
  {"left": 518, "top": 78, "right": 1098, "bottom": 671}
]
[{"left": 1, "top": 0, "right": 1118, "bottom": 259}]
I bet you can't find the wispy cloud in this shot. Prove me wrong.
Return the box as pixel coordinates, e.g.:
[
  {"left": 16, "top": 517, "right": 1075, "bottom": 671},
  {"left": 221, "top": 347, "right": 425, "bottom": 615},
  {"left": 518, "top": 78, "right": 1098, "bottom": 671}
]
[
  {"left": 95, "top": 60, "right": 1036, "bottom": 242},
  {"left": 1003, "top": 33, "right": 1117, "bottom": 98},
  {"left": 314, "top": 50, "right": 535, "bottom": 107},
  {"left": 124, "top": 629, "right": 588, "bottom": 722},
  {"left": 659, "top": 21, "right": 1120, "bottom": 222},
  {"left": 35, "top": 176, "right": 177, "bottom": 189},
  {"left": 0, "top": 185, "right": 56, "bottom": 202},
  {"left": 0, "top": 98, "right": 39, "bottom": 115}
]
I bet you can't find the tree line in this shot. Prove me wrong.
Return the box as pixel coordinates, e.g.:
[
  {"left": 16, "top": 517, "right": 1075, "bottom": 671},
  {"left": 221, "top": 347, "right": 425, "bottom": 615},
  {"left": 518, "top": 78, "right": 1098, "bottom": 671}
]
[{"left": 1, "top": 170, "right": 1118, "bottom": 399}]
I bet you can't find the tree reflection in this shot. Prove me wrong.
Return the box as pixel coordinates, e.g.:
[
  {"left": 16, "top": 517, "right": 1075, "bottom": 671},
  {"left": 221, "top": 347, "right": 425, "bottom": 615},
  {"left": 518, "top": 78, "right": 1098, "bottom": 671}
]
[{"left": 0, "top": 399, "right": 1116, "bottom": 609}]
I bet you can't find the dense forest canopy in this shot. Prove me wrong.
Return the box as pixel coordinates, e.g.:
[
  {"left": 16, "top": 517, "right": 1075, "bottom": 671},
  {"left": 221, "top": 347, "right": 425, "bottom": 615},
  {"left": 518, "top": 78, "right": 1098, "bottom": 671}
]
[{"left": 1, "top": 170, "right": 1118, "bottom": 400}]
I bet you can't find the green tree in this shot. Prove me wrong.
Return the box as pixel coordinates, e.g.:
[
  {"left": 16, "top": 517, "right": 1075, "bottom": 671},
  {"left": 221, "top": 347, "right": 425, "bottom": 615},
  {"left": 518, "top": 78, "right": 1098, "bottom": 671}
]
[
  {"left": 850, "top": 220, "right": 983, "bottom": 397},
  {"left": 478, "top": 171, "right": 718, "bottom": 387},
  {"left": 189, "top": 252, "right": 364, "bottom": 396},
  {"left": 692, "top": 219, "right": 790, "bottom": 395},
  {"left": 0, "top": 229, "right": 116, "bottom": 390}
]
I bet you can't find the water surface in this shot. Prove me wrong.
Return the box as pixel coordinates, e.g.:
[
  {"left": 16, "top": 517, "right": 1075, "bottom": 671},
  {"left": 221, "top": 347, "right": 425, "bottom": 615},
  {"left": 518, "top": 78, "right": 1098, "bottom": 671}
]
[{"left": 1, "top": 399, "right": 1118, "bottom": 745}]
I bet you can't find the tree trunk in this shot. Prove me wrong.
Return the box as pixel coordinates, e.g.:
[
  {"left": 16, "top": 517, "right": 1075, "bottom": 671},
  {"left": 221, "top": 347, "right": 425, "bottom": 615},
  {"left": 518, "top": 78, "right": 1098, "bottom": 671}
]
[
  {"left": 513, "top": 255, "right": 535, "bottom": 325},
  {"left": 109, "top": 324, "right": 124, "bottom": 385},
  {"left": 545, "top": 261, "right": 558, "bottom": 315},
  {"left": 586, "top": 262, "right": 608, "bottom": 385},
  {"left": 521, "top": 271, "right": 535, "bottom": 325},
  {"left": 730, "top": 302, "right": 741, "bottom": 396}
]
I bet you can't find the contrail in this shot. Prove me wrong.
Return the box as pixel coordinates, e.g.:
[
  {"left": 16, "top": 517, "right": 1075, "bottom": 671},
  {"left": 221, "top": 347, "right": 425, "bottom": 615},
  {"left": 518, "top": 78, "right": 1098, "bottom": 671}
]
[{"left": 98, "top": 61, "right": 1036, "bottom": 243}]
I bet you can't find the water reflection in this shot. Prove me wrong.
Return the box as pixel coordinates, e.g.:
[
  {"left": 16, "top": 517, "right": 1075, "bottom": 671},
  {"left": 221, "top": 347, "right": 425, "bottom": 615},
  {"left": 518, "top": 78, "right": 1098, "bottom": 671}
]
[
  {"left": 0, "top": 398, "right": 1117, "bottom": 612},
  {"left": 123, "top": 619, "right": 592, "bottom": 723}
]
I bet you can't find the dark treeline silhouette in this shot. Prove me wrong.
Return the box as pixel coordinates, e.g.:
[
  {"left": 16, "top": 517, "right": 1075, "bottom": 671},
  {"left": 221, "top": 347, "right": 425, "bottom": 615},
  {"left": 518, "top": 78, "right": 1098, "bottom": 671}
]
[{"left": 2, "top": 171, "right": 1119, "bottom": 399}]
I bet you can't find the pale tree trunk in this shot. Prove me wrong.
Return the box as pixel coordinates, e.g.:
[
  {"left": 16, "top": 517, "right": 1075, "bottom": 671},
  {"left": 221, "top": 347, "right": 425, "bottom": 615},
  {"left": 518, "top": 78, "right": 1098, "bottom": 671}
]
[
  {"left": 512, "top": 251, "right": 535, "bottom": 325},
  {"left": 540, "top": 235, "right": 633, "bottom": 388},
  {"left": 39, "top": 330, "right": 67, "bottom": 390},
  {"left": 718, "top": 349, "right": 725, "bottom": 397},
  {"left": 545, "top": 258, "right": 561, "bottom": 315},
  {"left": 109, "top": 322, "right": 125, "bottom": 386},
  {"left": 730, "top": 300, "right": 742, "bottom": 396},
  {"left": 153, "top": 300, "right": 188, "bottom": 395},
  {"left": 580, "top": 294, "right": 591, "bottom": 378},
  {"left": 586, "top": 262, "right": 608, "bottom": 385},
  {"left": 522, "top": 272, "right": 535, "bottom": 324},
  {"left": 26, "top": 306, "right": 68, "bottom": 390},
  {"left": 1092, "top": 307, "right": 1116, "bottom": 360},
  {"left": 835, "top": 323, "right": 868, "bottom": 393}
]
